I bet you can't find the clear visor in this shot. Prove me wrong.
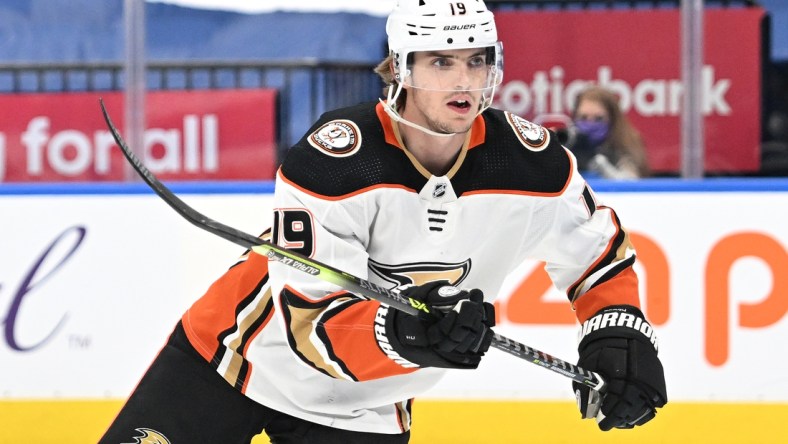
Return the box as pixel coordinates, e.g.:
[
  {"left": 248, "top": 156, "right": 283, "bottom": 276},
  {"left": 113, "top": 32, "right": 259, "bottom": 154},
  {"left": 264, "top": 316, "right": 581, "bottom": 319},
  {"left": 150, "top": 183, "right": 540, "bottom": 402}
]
[{"left": 399, "top": 42, "right": 503, "bottom": 93}]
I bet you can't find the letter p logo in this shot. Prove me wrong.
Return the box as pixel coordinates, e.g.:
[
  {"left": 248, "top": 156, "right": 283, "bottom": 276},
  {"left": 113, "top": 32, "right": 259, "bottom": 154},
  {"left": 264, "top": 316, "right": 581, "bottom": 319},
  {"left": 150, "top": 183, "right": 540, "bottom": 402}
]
[{"left": 705, "top": 232, "right": 788, "bottom": 366}]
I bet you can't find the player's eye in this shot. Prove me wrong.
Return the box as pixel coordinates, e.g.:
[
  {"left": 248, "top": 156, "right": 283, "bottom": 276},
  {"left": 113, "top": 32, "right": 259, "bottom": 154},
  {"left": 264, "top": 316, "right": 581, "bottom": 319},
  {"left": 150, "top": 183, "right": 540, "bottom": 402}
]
[
  {"left": 468, "top": 56, "right": 486, "bottom": 68},
  {"left": 431, "top": 57, "right": 453, "bottom": 68}
]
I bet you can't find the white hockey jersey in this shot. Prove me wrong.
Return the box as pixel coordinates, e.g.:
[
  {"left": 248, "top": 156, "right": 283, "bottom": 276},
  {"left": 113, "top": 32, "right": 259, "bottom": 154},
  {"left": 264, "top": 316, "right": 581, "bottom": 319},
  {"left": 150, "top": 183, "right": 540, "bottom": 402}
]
[{"left": 181, "top": 102, "right": 641, "bottom": 434}]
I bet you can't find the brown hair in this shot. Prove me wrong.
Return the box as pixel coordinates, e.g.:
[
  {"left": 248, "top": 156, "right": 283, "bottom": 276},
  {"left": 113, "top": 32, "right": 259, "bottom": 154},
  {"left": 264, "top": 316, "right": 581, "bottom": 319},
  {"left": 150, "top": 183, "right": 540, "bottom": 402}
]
[
  {"left": 573, "top": 86, "right": 650, "bottom": 177},
  {"left": 374, "top": 53, "right": 407, "bottom": 109}
]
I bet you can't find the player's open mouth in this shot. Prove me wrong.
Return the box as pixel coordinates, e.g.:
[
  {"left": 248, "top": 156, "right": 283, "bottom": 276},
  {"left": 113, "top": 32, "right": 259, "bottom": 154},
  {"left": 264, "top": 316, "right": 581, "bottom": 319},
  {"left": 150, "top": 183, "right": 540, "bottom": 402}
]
[{"left": 448, "top": 99, "right": 472, "bottom": 112}]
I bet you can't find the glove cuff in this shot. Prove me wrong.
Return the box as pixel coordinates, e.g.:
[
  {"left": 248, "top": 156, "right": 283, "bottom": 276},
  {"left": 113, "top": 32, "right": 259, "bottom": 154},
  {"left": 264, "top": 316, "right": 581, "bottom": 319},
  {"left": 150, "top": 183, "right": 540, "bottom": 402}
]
[
  {"left": 578, "top": 305, "right": 659, "bottom": 353},
  {"left": 374, "top": 305, "right": 421, "bottom": 369},
  {"left": 375, "top": 305, "right": 479, "bottom": 370}
]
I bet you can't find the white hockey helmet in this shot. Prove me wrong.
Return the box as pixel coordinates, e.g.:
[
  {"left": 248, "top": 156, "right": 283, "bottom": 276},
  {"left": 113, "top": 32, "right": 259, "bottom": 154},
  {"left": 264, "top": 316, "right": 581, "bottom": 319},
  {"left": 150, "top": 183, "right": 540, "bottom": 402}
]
[
  {"left": 380, "top": 0, "right": 503, "bottom": 136},
  {"left": 386, "top": 0, "right": 503, "bottom": 92}
]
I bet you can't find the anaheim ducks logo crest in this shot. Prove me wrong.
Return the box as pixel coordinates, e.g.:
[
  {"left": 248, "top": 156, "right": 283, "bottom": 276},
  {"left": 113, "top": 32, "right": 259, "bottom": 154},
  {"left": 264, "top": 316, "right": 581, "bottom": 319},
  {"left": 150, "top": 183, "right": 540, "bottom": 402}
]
[
  {"left": 505, "top": 112, "right": 550, "bottom": 151},
  {"left": 368, "top": 258, "right": 472, "bottom": 288},
  {"left": 308, "top": 119, "right": 362, "bottom": 157},
  {"left": 123, "top": 428, "right": 171, "bottom": 444}
]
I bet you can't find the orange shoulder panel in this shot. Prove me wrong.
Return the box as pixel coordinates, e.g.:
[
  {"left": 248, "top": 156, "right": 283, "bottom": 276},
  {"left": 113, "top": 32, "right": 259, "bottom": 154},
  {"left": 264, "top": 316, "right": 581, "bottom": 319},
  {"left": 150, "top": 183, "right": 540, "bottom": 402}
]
[
  {"left": 321, "top": 301, "right": 418, "bottom": 381},
  {"left": 182, "top": 251, "right": 269, "bottom": 362}
]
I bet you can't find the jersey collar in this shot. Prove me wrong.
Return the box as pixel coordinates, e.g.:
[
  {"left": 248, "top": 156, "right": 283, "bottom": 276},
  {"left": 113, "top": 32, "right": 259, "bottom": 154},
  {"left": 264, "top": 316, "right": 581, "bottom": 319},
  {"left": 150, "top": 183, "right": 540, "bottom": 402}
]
[{"left": 375, "top": 102, "right": 487, "bottom": 179}]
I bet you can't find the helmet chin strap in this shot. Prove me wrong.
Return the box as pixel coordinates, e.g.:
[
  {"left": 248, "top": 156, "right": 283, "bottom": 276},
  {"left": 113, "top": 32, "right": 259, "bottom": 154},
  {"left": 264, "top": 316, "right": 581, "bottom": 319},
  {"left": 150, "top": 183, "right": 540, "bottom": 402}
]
[
  {"left": 379, "top": 98, "right": 458, "bottom": 138},
  {"left": 380, "top": 82, "right": 456, "bottom": 138},
  {"left": 380, "top": 80, "right": 499, "bottom": 138}
]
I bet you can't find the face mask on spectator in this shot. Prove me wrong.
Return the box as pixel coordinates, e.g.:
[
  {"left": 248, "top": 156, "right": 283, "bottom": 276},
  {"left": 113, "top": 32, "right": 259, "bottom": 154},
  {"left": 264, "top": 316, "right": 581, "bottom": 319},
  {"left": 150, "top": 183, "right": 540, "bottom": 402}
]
[{"left": 574, "top": 120, "right": 610, "bottom": 146}]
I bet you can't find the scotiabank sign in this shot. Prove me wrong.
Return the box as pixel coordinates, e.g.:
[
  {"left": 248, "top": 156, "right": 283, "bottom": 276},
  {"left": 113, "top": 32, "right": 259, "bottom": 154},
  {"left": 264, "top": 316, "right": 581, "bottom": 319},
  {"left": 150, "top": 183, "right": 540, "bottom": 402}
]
[
  {"left": 494, "top": 8, "right": 764, "bottom": 173},
  {"left": 0, "top": 89, "right": 277, "bottom": 182}
]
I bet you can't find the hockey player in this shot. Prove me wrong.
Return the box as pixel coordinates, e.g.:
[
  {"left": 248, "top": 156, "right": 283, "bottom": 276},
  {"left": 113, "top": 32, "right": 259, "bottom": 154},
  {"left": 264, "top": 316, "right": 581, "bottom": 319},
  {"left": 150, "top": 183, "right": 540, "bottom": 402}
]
[{"left": 101, "top": 1, "right": 666, "bottom": 443}]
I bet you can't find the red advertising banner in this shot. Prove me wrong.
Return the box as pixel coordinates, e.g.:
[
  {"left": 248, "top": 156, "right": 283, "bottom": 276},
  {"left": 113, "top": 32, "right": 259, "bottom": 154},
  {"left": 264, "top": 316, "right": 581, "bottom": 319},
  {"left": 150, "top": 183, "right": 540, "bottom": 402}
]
[
  {"left": 493, "top": 8, "right": 764, "bottom": 173},
  {"left": 0, "top": 89, "right": 278, "bottom": 182}
]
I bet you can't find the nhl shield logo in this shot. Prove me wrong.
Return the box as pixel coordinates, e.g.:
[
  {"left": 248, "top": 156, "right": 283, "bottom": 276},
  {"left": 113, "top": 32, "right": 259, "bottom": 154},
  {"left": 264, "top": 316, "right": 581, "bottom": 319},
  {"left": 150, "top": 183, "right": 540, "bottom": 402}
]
[
  {"left": 433, "top": 182, "right": 447, "bottom": 198},
  {"left": 308, "top": 120, "right": 362, "bottom": 157},
  {"left": 506, "top": 112, "right": 550, "bottom": 151}
]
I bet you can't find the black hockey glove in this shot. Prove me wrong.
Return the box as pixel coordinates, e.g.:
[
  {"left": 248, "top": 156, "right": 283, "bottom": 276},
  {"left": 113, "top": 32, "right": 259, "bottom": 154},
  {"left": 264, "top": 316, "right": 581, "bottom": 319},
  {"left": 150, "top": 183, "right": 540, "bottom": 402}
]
[
  {"left": 378, "top": 281, "right": 495, "bottom": 369},
  {"left": 574, "top": 305, "right": 667, "bottom": 431}
]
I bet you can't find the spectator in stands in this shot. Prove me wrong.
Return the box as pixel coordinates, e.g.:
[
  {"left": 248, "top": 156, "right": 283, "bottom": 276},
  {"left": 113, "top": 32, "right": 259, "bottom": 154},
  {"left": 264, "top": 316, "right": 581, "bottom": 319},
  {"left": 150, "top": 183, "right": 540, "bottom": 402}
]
[{"left": 568, "top": 86, "right": 650, "bottom": 179}]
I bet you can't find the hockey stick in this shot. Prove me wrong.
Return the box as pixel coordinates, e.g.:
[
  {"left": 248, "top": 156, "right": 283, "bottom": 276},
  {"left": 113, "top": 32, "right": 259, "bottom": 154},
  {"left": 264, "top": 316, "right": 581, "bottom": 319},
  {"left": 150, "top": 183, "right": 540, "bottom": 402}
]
[{"left": 99, "top": 98, "right": 605, "bottom": 394}]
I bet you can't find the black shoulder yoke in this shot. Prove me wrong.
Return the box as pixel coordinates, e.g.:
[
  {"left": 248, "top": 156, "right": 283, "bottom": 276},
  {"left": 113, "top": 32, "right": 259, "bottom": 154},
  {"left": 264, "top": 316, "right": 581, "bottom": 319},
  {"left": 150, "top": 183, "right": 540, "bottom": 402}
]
[
  {"left": 279, "top": 102, "right": 426, "bottom": 197},
  {"left": 451, "top": 108, "right": 572, "bottom": 196}
]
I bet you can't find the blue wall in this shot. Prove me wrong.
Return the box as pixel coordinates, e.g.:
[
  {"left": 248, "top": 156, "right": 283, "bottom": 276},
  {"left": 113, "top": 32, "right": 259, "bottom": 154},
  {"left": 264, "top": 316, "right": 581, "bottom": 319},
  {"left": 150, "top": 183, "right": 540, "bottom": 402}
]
[
  {"left": 760, "top": 0, "right": 788, "bottom": 61},
  {"left": 0, "top": 0, "right": 387, "bottom": 63}
]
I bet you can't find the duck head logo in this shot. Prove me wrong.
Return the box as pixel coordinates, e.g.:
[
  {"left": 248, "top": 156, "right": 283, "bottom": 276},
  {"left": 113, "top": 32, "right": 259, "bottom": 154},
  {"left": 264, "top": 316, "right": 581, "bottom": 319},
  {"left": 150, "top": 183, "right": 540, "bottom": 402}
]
[{"left": 124, "top": 428, "right": 171, "bottom": 444}]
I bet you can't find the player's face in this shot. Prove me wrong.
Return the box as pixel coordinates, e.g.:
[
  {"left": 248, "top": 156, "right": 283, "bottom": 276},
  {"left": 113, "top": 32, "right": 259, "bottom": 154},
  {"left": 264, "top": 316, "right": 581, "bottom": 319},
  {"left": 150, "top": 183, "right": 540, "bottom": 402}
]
[{"left": 402, "top": 48, "right": 490, "bottom": 134}]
